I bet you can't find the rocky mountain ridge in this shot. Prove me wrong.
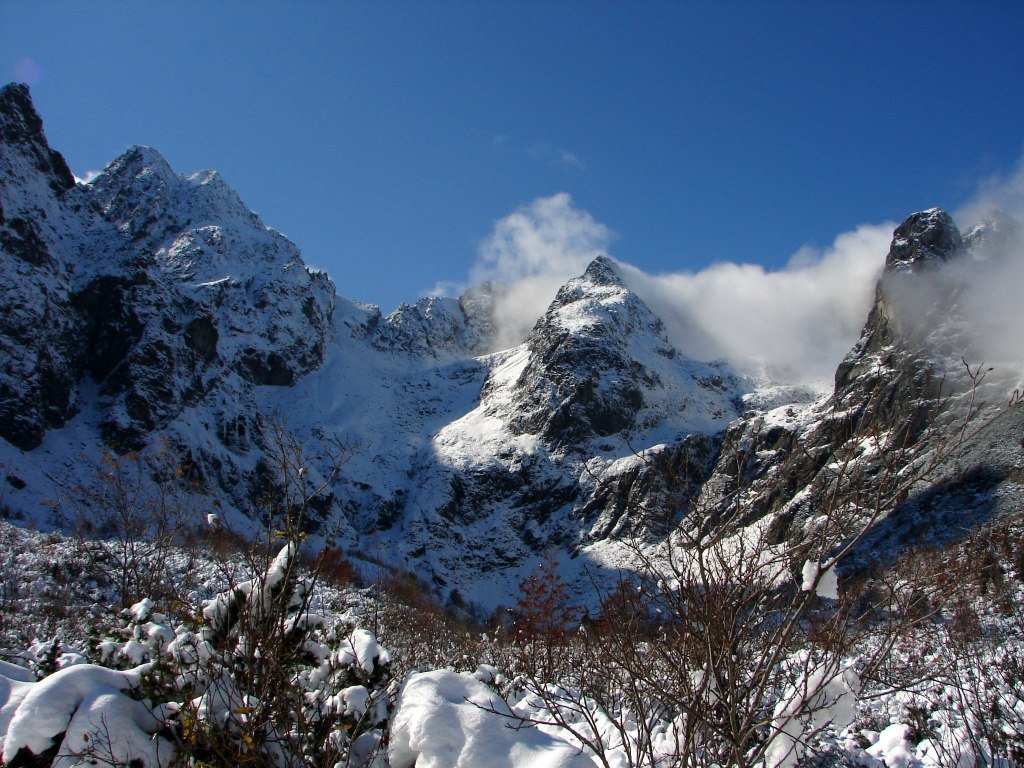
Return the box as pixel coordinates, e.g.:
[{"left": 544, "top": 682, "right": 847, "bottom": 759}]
[{"left": 2, "top": 83, "right": 1021, "bottom": 607}]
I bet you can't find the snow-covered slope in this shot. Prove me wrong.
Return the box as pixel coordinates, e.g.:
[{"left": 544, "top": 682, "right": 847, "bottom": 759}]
[
  {"left": 2, "top": 83, "right": 1021, "bottom": 609},
  {"left": 364, "top": 256, "right": 745, "bottom": 602},
  {"left": 0, "top": 85, "right": 747, "bottom": 598}
]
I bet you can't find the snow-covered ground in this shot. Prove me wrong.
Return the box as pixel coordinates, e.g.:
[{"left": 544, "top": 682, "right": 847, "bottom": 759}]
[{"left": 4, "top": 516, "right": 1024, "bottom": 768}]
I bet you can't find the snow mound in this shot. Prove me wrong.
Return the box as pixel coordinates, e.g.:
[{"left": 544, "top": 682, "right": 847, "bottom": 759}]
[
  {"left": 389, "top": 670, "right": 595, "bottom": 768},
  {"left": 800, "top": 559, "right": 839, "bottom": 600},
  {"left": 1, "top": 662, "right": 173, "bottom": 767}
]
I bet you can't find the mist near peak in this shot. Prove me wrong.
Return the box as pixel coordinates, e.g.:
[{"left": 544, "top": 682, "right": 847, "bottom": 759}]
[
  {"left": 452, "top": 193, "right": 891, "bottom": 386},
  {"left": 884, "top": 162, "right": 1024, "bottom": 392},
  {"left": 882, "top": 240, "right": 1024, "bottom": 395},
  {"left": 462, "top": 193, "right": 613, "bottom": 350},
  {"left": 956, "top": 154, "right": 1024, "bottom": 231},
  {"left": 614, "top": 224, "right": 897, "bottom": 386},
  {"left": 437, "top": 157, "right": 1024, "bottom": 391}
]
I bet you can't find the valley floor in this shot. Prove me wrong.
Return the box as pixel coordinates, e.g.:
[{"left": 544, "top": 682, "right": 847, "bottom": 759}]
[{"left": 2, "top": 509, "right": 1023, "bottom": 768}]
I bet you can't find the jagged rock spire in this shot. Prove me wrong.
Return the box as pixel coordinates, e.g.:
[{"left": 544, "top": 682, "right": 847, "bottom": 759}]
[
  {"left": 884, "top": 207, "right": 961, "bottom": 271},
  {"left": 0, "top": 83, "right": 75, "bottom": 195},
  {"left": 581, "top": 254, "right": 625, "bottom": 286}
]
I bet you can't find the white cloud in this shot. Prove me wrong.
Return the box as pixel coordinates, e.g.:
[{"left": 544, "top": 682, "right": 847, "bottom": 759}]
[
  {"left": 616, "top": 225, "right": 893, "bottom": 385},
  {"left": 472, "top": 193, "right": 612, "bottom": 283},
  {"left": 469, "top": 193, "right": 613, "bottom": 349},
  {"left": 457, "top": 192, "right": 890, "bottom": 385},
  {"left": 74, "top": 169, "right": 102, "bottom": 185},
  {"left": 427, "top": 279, "right": 466, "bottom": 298},
  {"left": 447, "top": 153, "right": 1024, "bottom": 390}
]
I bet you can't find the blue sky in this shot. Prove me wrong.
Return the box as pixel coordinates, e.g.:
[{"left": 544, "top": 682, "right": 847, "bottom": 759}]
[{"left": 3, "top": 1, "right": 1024, "bottom": 315}]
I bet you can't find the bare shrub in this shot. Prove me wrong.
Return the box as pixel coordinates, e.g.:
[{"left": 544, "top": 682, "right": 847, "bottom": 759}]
[
  {"left": 490, "top": 362, "right": 1020, "bottom": 767},
  {"left": 62, "top": 441, "right": 204, "bottom": 611}
]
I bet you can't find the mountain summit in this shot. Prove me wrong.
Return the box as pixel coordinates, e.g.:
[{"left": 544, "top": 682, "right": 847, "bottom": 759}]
[
  {"left": 884, "top": 207, "right": 962, "bottom": 271},
  {"left": 1, "top": 85, "right": 1020, "bottom": 606},
  {"left": 504, "top": 254, "right": 737, "bottom": 446}
]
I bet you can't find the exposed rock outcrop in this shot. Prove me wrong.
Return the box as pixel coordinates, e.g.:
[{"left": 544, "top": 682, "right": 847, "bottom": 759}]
[
  {"left": 2, "top": 85, "right": 1021, "bottom": 607},
  {"left": 0, "top": 84, "right": 81, "bottom": 449}
]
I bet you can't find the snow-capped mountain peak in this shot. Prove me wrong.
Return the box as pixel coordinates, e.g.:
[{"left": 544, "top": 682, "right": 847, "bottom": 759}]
[
  {"left": 87, "top": 144, "right": 265, "bottom": 250},
  {"left": 503, "top": 255, "right": 739, "bottom": 447},
  {"left": 3, "top": 86, "right": 1021, "bottom": 612}
]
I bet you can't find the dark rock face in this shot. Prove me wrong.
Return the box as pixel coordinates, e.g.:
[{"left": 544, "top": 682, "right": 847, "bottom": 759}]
[
  {"left": 0, "top": 84, "right": 75, "bottom": 194},
  {"left": 0, "top": 215, "right": 54, "bottom": 267},
  {"left": 693, "top": 208, "right": 1022, "bottom": 551},
  {"left": 884, "top": 208, "right": 961, "bottom": 271},
  {"left": 2, "top": 84, "right": 1020, "bottom": 604},
  {"left": 582, "top": 433, "right": 720, "bottom": 540},
  {"left": 71, "top": 274, "right": 148, "bottom": 381},
  {"left": 834, "top": 209, "right": 964, "bottom": 417},
  {"left": 0, "top": 84, "right": 81, "bottom": 449},
  {"left": 832, "top": 208, "right": 966, "bottom": 431},
  {"left": 0, "top": 85, "right": 336, "bottom": 451},
  {"left": 185, "top": 316, "right": 218, "bottom": 361}
]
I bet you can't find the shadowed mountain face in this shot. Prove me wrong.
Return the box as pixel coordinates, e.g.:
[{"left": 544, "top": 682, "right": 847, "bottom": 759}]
[
  {"left": 2, "top": 84, "right": 1021, "bottom": 606},
  {"left": 0, "top": 83, "right": 338, "bottom": 451},
  {"left": 0, "top": 84, "right": 81, "bottom": 449}
]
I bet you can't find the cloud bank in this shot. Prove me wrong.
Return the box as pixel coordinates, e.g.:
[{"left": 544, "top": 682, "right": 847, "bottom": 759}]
[
  {"left": 450, "top": 158, "right": 1024, "bottom": 390},
  {"left": 616, "top": 226, "right": 893, "bottom": 385},
  {"left": 461, "top": 193, "right": 891, "bottom": 385}
]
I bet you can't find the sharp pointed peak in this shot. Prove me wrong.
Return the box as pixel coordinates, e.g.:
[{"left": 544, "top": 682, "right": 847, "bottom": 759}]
[
  {"left": 0, "top": 82, "right": 36, "bottom": 119},
  {"left": 0, "top": 82, "right": 76, "bottom": 193},
  {"left": 106, "top": 145, "right": 175, "bottom": 177},
  {"left": 885, "top": 207, "right": 962, "bottom": 271},
  {"left": 581, "top": 254, "right": 624, "bottom": 286}
]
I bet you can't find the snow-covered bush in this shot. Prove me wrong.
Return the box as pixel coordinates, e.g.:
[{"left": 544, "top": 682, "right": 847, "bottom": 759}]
[
  {"left": 64, "top": 445, "right": 205, "bottom": 612},
  {"left": 135, "top": 539, "right": 394, "bottom": 768},
  {"left": 0, "top": 420, "right": 397, "bottom": 767},
  {"left": 0, "top": 521, "right": 109, "bottom": 652},
  {"left": 486, "top": 382, "right": 1020, "bottom": 768},
  {"left": 371, "top": 568, "right": 498, "bottom": 681},
  {"left": 0, "top": 538, "right": 393, "bottom": 768}
]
